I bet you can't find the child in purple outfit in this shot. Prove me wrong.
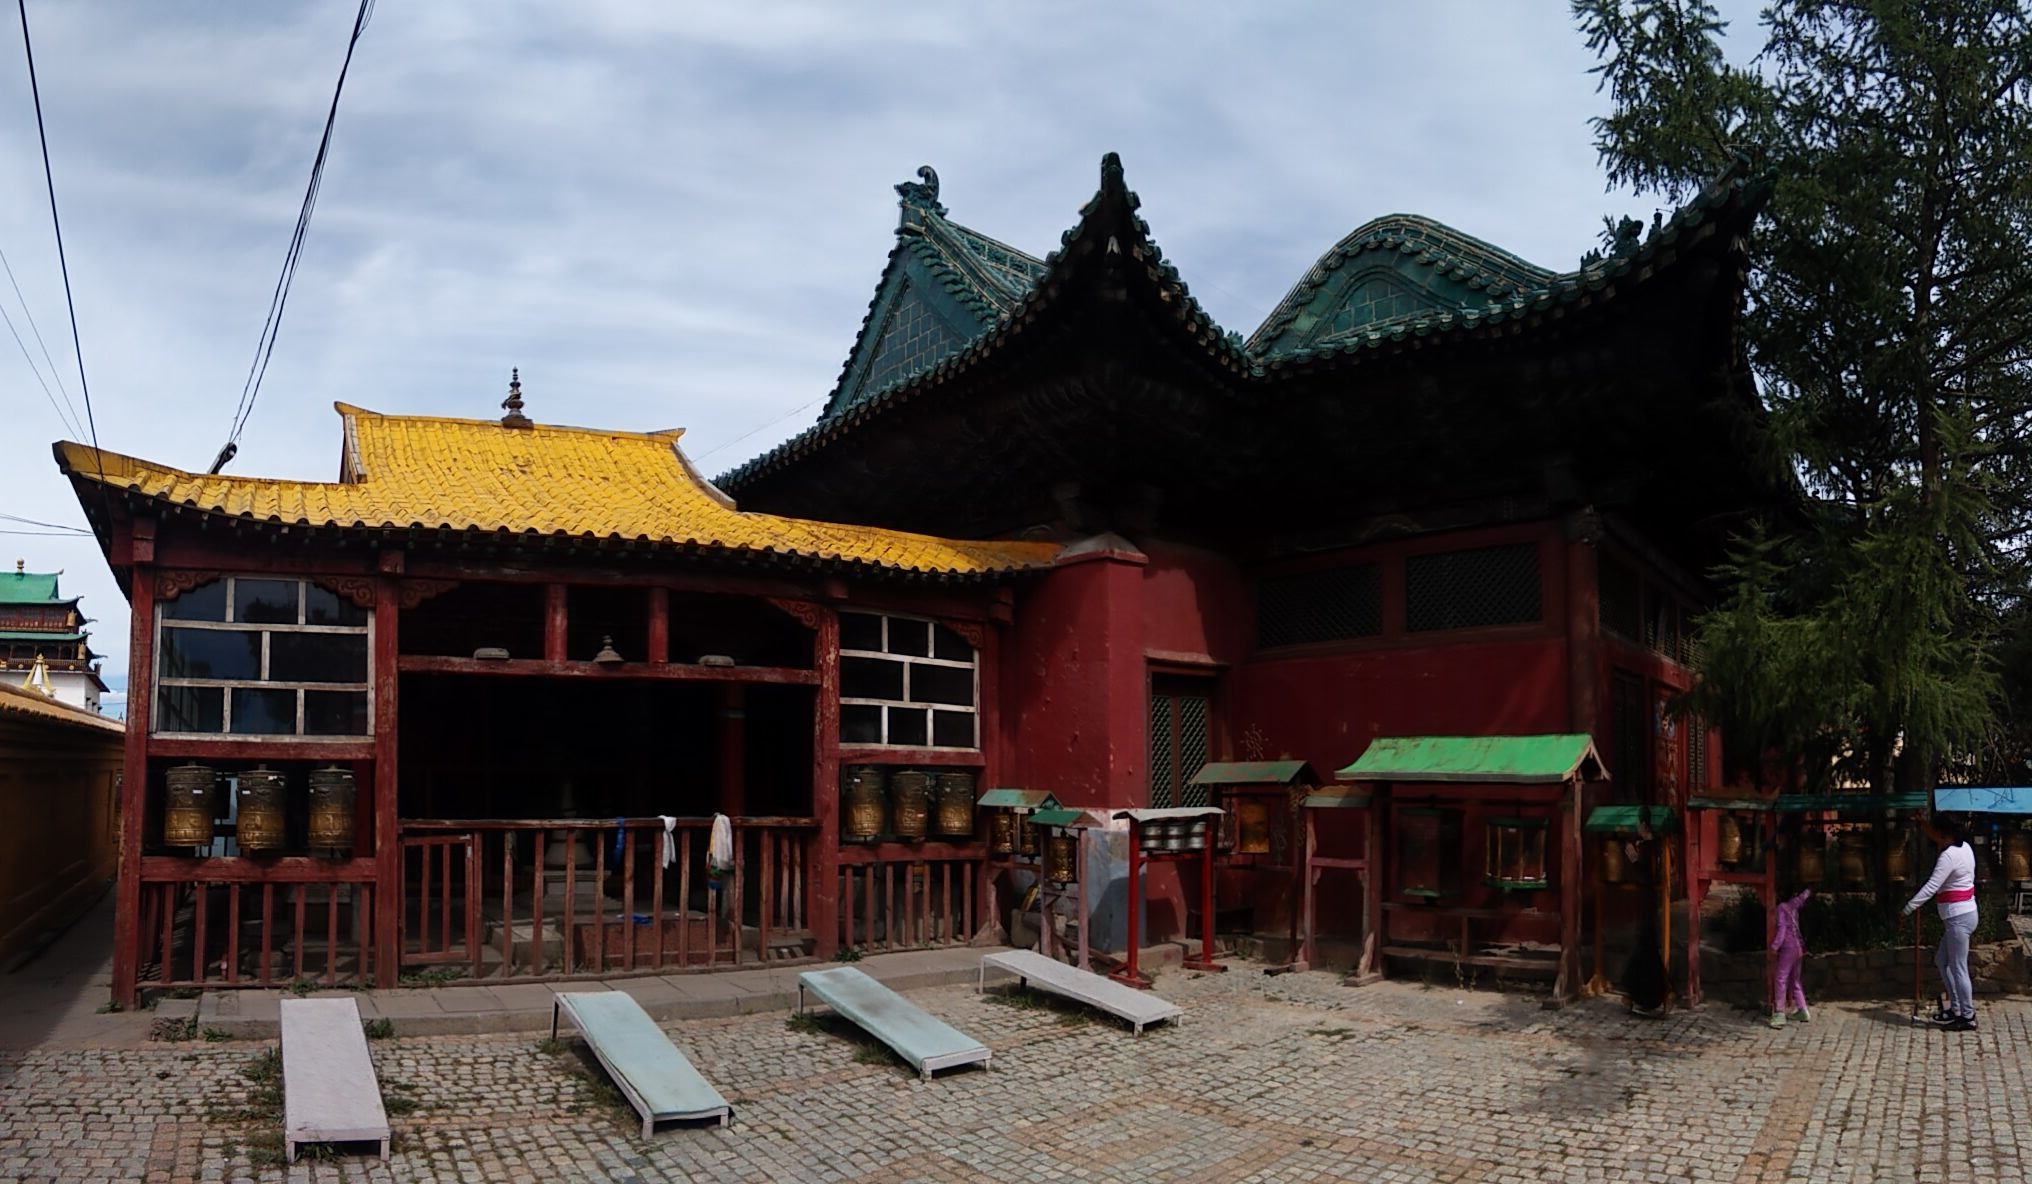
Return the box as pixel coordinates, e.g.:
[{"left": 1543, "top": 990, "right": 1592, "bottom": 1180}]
[{"left": 1768, "top": 887, "right": 1812, "bottom": 1028}]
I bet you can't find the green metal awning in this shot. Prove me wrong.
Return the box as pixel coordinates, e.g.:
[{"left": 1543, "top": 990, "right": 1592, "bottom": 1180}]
[
  {"left": 1336, "top": 735, "right": 1607, "bottom": 785},
  {"left": 1583, "top": 805, "right": 1679, "bottom": 834},
  {"left": 1301, "top": 790, "right": 1372, "bottom": 809},
  {"left": 977, "top": 788, "right": 1057, "bottom": 810},
  {"left": 1189, "top": 760, "right": 1318, "bottom": 788},
  {"left": 0, "top": 630, "right": 85, "bottom": 643},
  {"left": 1688, "top": 792, "right": 1928, "bottom": 813},
  {"left": 1029, "top": 808, "right": 1100, "bottom": 828}
]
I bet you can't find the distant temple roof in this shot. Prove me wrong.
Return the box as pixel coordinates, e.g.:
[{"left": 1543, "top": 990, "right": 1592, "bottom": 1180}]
[
  {"left": 54, "top": 400, "right": 1061, "bottom": 580},
  {"left": 0, "top": 677, "right": 121, "bottom": 734},
  {"left": 1, "top": 562, "right": 76, "bottom": 606}
]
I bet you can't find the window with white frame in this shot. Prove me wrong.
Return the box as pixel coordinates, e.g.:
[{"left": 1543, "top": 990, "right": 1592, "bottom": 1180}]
[
  {"left": 838, "top": 612, "right": 977, "bottom": 748},
  {"left": 155, "top": 577, "right": 371, "bottom": 737}
]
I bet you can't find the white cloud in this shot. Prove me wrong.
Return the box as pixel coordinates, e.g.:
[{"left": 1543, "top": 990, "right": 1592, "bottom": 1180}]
[{"left": 0, "top": 0, "right": 1767, "bottom": 684}]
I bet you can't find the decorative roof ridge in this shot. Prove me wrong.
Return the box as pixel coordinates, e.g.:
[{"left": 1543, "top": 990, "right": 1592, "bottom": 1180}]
[
  {"left": 1247, "top": 213, "right": 1558, "bottom": 354},
  {"left": 721, "top": 152, "right": 1255, "bottom": 492},
  {"left": 1260, "top": 162, "right": 1769, "bottom": 371},
  {"left": 332, "top": 402, "right": 687, "bottom": 444}
]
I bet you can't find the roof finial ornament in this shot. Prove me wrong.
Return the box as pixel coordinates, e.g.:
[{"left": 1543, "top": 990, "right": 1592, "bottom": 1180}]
[
  {"left": 13, "top": 559, "right": 21, "bottom": 576},
  {"left": 501, "top": 367, "right": 532, "bottom": 428},
  {"left": 895, "top": 165, "right": 945, "bottom": 223}
]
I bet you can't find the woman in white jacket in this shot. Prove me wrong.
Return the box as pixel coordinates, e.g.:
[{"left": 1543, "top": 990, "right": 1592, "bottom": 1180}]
[{"left": 1903, "top": 814, "right": 1979, "bottom": 1031}]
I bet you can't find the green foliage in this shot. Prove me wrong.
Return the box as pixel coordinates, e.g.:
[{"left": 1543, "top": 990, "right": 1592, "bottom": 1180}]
[
  {"left": 832, "top": 946, "right": 863, "bottom": 963},
  {"left": 362, "top": 1017, "right": 395, "bottom": 1040},
  {"left": 1576, "top": 0, "right": 2032, "bottom": 787}
]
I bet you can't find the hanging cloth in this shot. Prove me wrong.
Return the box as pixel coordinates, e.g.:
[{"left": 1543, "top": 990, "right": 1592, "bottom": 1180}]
[
  {"left": 708, "top": 814, "right": 734, "bottom": 880},
  {"left": 659, "top": 816, "right": 678, "bottom": 869},
  {"left": 611, "top": 818, "right": 627, "bottom": 865}
]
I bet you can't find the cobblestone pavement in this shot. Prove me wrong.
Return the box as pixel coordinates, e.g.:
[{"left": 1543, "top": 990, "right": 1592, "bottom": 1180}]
[{"left": 1, "top": 963, "right": 2026, "bottom": 1183}]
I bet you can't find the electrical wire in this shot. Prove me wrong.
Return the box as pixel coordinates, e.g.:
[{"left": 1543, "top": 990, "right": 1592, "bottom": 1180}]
[
  {"left": 0, "top": 511, "right": 88, "bottom": 532},
  {"left": 692, "top": 398, "right": 825, "bottom": 464},
  {"left": 16, "top": 0, "right": 100, "bottom": 478},
  {"left": 0, "top": 288, "right": 80, "bottom": 440},
  {"left": 221, "top": 0, "right": 375, "bottom": 456},
  {"left": 0, "top": 245, "right": 82, "bottom": 438}
]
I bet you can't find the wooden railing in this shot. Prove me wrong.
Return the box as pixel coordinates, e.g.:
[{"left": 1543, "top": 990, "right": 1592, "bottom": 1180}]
[
  {"left": 396, "top": 817, "right": 817, "bottom": 983},
  {"left": 137, "top": 857, "right": 377, "bottom": 990},
  {"left": 836, "top": 844, "right": 986, "bottom": 954}
]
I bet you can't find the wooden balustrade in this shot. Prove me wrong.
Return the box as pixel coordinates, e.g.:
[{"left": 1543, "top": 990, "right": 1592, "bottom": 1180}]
[
  {"left": 396, "top": 817, "right": 817, "bottom": 984},
  {"left": 138, "top": 867, "right": 375, "bottom": 990},
  {"left": 836, "top": 855, "right": 983, "bottom": 954}
]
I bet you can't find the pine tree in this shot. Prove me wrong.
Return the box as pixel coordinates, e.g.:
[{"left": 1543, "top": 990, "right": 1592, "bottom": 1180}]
[{"left": 1573, "top": 1, "right": 2032, "bottom": 790}]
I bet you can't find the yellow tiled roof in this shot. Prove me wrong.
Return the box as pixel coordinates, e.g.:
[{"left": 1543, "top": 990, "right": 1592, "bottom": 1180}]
[
  {"left": 54, "top": 404, "right": 1061, "bottom": 577},
  {"left": 0, "top": 680, "right": 125, "bottom": 735}
]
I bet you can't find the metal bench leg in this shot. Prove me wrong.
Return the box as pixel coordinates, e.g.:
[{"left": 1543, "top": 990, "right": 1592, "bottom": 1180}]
[{"left": 550, "top": 999, "right": 560, "bottom": 1043}]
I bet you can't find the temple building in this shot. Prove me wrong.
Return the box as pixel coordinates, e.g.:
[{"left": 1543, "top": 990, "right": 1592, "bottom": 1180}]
[
  {"left": 1, "top": 560, "right": 108, "bottom": 712},
  {"left": 58, "top": 155, "right": 1781, "bottom": 1008}
]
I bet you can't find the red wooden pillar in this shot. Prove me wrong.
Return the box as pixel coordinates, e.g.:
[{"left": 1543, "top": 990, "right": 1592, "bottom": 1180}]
[
  {"left": 372, "top": 552, "right": 403, "bottom": 987},
  {"left": 1684, "top": 806, "right": 1704, "bottom": 1006},
  {"left": 716, "top": 686, "right": 746, "bottom": 816},
  {"left": 112, "top": 518, "right": 157, "bottom": 1009},
  {"left": 1352, "top": 786, "right": 1386, "bottom": 985},
  {"left": 544, "top": 584, "right": 567, "bottom": 662},
  {"left": 646, "top": 587, "right": 669, "bottom": 664},
  {"left": 809, "top": 607, "right": 841, "bottom": 958},
  {"left": 1555, "top": 775, "right": 1585, "bottom": 1003},
  {"left": 1563, "top": 511, "right": 1604, "bottom": 743}
]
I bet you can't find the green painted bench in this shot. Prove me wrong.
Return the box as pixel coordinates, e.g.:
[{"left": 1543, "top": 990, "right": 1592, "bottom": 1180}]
[
  {"left": 797, "top": 966, "right": 991, "bottom": 1080},
  {"left": 550, "top": 992, "right": 732, "bottom": 1135}
]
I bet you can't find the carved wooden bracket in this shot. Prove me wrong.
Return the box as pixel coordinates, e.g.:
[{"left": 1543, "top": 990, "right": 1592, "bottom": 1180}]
[
  {"left": 946, "top": 620, "right": 986, "bottom": 650},
  {"left": 764, "top": 598, "right": 821, "bottom": 630},
  {"left": 397, "top": 579, "right": 458, "bottom": 610},
  {"left": 154, "top": 571, "right": 221, "bottom": 601},
  {"left": 314, "top": 577, "right": 377, "bottom": 609}
]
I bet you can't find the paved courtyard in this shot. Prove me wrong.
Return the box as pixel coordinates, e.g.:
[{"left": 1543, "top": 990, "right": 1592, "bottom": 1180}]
[{"left": 0, "top": 962, "right": 2025, "bottom": 1183}]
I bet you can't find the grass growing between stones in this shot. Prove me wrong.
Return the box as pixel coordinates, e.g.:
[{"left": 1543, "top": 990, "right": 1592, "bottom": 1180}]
[{"left": 982, "top": 984, "right": 1092, "bottom": 1028}]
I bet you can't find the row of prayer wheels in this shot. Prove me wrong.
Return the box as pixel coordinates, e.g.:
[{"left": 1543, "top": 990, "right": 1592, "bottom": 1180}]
[
  {"left": 841, "top": 767, "right": 976, "bottom": 842},
  {"left": 161, "top": 764, "right": 356, "bottom": 855}
]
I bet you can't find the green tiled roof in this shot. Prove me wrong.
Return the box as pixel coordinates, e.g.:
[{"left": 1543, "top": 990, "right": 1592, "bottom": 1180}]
[
  {"left": 1583, "top": 805, "right": 1679, "bottom": 833},
  {"left": 0, "top": 630, "right": 85, "bottom": 643},
  {"left": 1189, "top": 761, "right": 1317, "bottom": 788},
  {"left": 0, "top": 570, "right": 68, "bottom": 605},
  {"left": 1337, "top": 734, "right": 1608, "bottom": 784},
  {"left": 719, "top": 156, "right": 1768, "bottom": 494}
]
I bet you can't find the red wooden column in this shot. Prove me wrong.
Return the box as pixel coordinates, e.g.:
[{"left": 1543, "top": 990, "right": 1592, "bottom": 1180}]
[
  {"left": 716, "top": 686, "right": 746, "bottom": 816},
  {"left": 1351, "top": 786, "right": 1386, "bottom": 986},
  {"left": 544, "top": 584, "right": 568, "bottom": 662},
  {"left": 646, "top": 587, "right": 670, "bottom": 664},
  {"left": 1684, "top": 806, "right": 1704, "bottom": 1006},
  {"left": 1564, "top": 511, "right": 1604, "bottom": 746},
  {"left": 1555, "top": 775, "right": 1585, "bottom": 1003},
  {"left": 809, "top": 607, "right": 841, "bottom": 958},
  {"left": 111, "top": 518, "right": 157, "bottom": 1009},
  {"left": 372, "top": 552, "right": 403, "bottom": 987}
]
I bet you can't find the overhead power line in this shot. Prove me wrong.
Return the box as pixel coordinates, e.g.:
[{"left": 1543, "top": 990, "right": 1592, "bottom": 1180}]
[
  {"left": 0, "top": 511, "right": 89, "bottom": 533},
  {"left": 0, "top": 245, "right": 82, "bottom": 438},
  {"left": 0, "top": 283, "right": 80, "bottom": 440},
  {"left": 219, "top": 0, "right": 375, "bottom": 467},
  {"left": 16, "top": 0, "right": 100, "bottom": 477},
  {"left": 692, "top": 398, "right": 825, "bottom": 465}
]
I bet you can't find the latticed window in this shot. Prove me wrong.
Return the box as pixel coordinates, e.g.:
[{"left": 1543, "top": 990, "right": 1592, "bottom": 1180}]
[
  {"left": 1688, "top": 718, "right": 1709, "bottom": 793},
  {"left": 1148, "top": 678, "right": 1211, "bottom": 808},
  {"left": 155, "top": 577, "right": 371, "bottom": 736},
  {"left": 1256, "top": 564, "right": 1382, "bottom": 649},
  {"left": 1404, "top": 543, "right": 1541, "bottom": 633},
  {"left": 1610, "top": 669, "right": 1650, "bottom": 802},
  {"left": 862, "top": 283, "right": 964, "bottom": 395},
  {"left": 1598, "top": 554, "right": 1641, "bottom": 641},
  {"left": 838, "top": 612, "right": 977, "bottom": 749}
]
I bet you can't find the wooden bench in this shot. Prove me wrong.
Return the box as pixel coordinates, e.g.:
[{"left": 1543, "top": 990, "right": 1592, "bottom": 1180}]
[
  {"left": 980, "top": 949, "right": 1182, "bottom": 1033},
  {"left": 280, "top": 998, "right": 390, "bottom": 1162},
  {"left": 550, "top": 992, "right": 732, "bottom": 1136},
  {"left": 797, "top": 966, "right": 991, "bottom": 1081}
]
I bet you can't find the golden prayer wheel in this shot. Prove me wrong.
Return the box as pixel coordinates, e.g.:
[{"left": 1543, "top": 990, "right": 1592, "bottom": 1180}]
[
  {"left": 1838, "top": 831, "right": 1869, "bottom": 887},
  {"left": 1234, "top": 799, "right": 1273, "bottom": 856},
  {"left": 1047, "top": 831, "right": 1079, "bottom": 885},
  {"left": 990, "top": 811, "right": 1015, "bottom": 855},
  {"left": 843, "top": 766, "right": 886, "bottom": 842},
  {"left": 1886, "top": 829, "right": 1912, "bottom": 881},
  {"left": 933, "top": 772, "right": 976, "bottom": 837},
  {"left": 1715, "top": 813, "right": 1745, "bottom": 866},
  {"left": 1600, "top": 836, "right": 1628, "bottom": 884},
  {"left": 163, "top": 764, "right": 217, "bottom": 848},
  {"left": 1795, "top": 833, "right": 1825, "bottom": 884},
  {"left": 307, "top": 766, "right": 357, "bottom": 855},
  {"left": 889, "top": 771, "right": 931, "bottom": 841},
  {"left": 235, "top": 767, "right": 287, "bottom": 854},
  {"left": 1017, "top": 812, "right": 1039, "bottom": 857},
  {"left": 2006, "top": 831, "right": 2032, "bottom": 882}
]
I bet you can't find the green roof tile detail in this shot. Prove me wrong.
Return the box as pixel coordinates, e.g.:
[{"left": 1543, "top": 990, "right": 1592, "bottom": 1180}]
[
  {"left": 0, "top": 570, "right": 68, "bottom": 605},
  {"left": 1583, "top": 805, "right": 1679, "bottom": 833},
  {"left": 977, "top": 788, "right": 1057, "bottom": 810},
  {"left": 0, "top": 630, "right": 85, "bottom": 643},
  {"left": 1189, "top": 760, "right": 1317, "bottom": 787},
  {"left": 1336, "top": 734, "right": 1608, "bottom": 784}
]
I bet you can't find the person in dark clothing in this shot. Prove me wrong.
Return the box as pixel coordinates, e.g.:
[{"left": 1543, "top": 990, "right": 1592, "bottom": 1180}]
[{"left": 1621, "top": 827, "right": 1668, "bottom": 1015}]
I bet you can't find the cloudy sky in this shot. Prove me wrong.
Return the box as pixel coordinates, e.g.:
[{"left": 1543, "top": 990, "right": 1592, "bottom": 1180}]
[{"left": 0, "top": 0, "right": 1764, "bottom": 705}]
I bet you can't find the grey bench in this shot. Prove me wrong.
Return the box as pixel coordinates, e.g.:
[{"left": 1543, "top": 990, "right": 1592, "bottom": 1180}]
[
  {"left": 550, "top": 991, "right": 731, "bottom": 1136},
  {"left": 980, "top": 949, "right": 1183, "bottom": 1034},
  {"left": 281, "top": 997, "right": 390, "bottom": 1161},
  {"left": 797, "top": 966, "right": 991, "bottom": 1080}
]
